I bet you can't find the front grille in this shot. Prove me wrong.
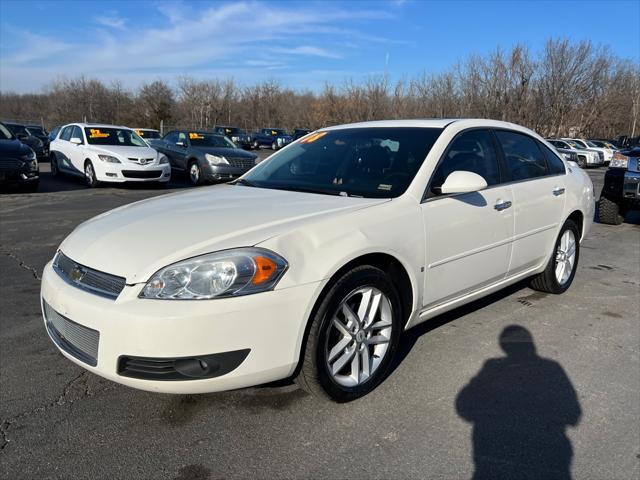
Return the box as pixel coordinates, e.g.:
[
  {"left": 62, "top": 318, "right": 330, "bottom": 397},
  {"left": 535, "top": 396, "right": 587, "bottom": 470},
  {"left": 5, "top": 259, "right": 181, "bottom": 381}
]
[
  {"left": 0, "top": 158, "right": 24, "bottom": 171},
  {"left": 121, "top": 170, "right": 163, "bottom": 179},
  {"left": 127, "top": 157, "right": 155, "bottom": 165},
  {"left": 53, "top": 252, "right": 126, "bottom": 299},
  {"left": 227, "top": 158, "right": 255, "bottom": 169},
  {"left": 570, "top": 152, "right": 578, "bottom": 162},
  {"left": 43, "top": 301, "right": 100, "bottom": 366}
]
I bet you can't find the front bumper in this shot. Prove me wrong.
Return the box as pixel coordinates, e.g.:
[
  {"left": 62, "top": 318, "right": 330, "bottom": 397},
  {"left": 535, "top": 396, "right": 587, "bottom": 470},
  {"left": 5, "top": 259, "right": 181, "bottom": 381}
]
[
  {"left": 40, "top": 261, "right": 322, "bottom": 394},
  {"left": 0, "top": 168, "right": 39, "bottom": 185},
  {"left": 203, "top": 164, "right": 251, "bottom": 182},
  {"left": 96, "top": 163, "right": 171, "bottom": 183},
  {"left": 603, "top": 168, "right": 640, "bottom": 205}
]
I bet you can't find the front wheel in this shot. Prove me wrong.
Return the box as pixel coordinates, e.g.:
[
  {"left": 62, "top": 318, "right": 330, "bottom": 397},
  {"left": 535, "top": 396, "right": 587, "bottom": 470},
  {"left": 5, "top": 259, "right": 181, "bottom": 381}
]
[
  {"left": 188, "top": 161, "right": 203, "bottom": 186},
  {"left": 530, "top": 219, "right": 580, "bottom": 294},
  {"left": 84, "top": 161, "right": 100, "bottom": 188},
  {"left": 271, "top": 141, "right": 277, "bottom": 150},
  {"left": 252, "top": 140, "right": 260, "bottom": 150},
  {"left": 50, "top": 154, "right": 59, "bottom": 176},
  {"left": 296, "top": 266, "right": 402, "bottom": 402},
  {"left": 598, "top": 196, "right": 624, "bottom": 225}
]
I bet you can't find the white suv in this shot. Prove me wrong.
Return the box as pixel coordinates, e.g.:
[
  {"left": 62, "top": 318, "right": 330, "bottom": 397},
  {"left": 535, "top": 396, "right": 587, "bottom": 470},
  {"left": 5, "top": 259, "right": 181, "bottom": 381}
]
[{"left": 50, "top": 123, "right": 171, "bottom": 187}]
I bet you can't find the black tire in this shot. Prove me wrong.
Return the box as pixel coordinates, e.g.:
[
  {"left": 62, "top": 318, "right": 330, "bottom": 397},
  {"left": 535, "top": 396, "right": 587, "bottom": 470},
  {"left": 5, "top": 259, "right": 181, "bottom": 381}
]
[
  {"left": 84, "top": 161, "right": 100, "bottom": 188},
  {"left": 50, "top": 154, "right": 59, "bottom": 176},
  {"left": 252, "top": 140, "right": 260, "bottom": 150},
  {"left": 271, "top": 141, "right": 277, "bottom": 150},
  {"left": 188, "top": 160, "right": 204, "bottom": 186},
  {"left": 577, "top": 156, "right": 586, "bottom": 168},
  {"left": 21, "top": 180, "right": 39, "bottom": 192},
  {"left": 295, "top": 266, "right": 403, "bottom": 402},
  {"left": 530, "top": 219, "right": 580, "bottom": 294},
  {"left": 598, "top": 196, "right": 624, "bottom": 225}
]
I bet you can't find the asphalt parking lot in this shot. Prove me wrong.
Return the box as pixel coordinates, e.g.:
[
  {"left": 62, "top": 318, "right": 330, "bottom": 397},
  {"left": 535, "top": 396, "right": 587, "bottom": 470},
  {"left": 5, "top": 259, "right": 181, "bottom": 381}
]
[{"left": 1, "top": 161, "right": 638, "bottom": 480}]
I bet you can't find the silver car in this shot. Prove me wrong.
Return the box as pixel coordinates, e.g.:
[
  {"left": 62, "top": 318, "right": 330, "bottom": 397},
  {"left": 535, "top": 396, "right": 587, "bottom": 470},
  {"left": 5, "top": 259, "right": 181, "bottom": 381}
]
[{"left": 548, "top": 139, "right": 603, "bottom": 168}]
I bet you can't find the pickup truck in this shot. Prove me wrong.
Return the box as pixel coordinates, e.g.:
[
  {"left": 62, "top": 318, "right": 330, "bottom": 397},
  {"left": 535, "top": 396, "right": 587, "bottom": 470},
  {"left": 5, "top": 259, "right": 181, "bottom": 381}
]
[
  {"left": 250, "top": 128, "right": 293, "bottom": 150},
  {"left": 212, "top": 126, "right": 252, "bottom": 149},
  {"left": 599, "top": 147, "right": 640, "bottom": 224}
]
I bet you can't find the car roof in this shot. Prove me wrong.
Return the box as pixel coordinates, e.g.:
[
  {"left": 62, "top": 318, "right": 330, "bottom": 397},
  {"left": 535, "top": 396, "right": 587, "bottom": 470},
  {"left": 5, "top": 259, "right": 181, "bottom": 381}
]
[
  {"left": 67, "top": 123, "right": 132, "bottom": 129},
  {"left": 134, "top": 128, "right": 159, "bottom": 131},
  {"left": 321, "top": 118, "right": 540, "bottom": 136}
]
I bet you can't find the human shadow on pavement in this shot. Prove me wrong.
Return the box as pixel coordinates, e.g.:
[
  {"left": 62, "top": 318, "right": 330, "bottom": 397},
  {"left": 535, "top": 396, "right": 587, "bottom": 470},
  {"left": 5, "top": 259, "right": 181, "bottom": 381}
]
[{"left": 455, "top": 325, "right": 581, "bottom": 480}]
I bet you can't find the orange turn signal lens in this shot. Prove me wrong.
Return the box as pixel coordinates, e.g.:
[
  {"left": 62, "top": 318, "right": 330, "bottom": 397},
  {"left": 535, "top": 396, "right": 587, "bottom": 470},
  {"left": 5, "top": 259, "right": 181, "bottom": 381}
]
[{"left": 252, "top": 256, "right": 277, "bottom": 285}]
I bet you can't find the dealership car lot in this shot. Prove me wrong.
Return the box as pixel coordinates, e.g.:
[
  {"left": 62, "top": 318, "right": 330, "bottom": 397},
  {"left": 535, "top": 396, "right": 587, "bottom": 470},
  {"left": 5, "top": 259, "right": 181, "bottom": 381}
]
[{"left": 0, "top": 162, "right": 638, "bottom": 478}]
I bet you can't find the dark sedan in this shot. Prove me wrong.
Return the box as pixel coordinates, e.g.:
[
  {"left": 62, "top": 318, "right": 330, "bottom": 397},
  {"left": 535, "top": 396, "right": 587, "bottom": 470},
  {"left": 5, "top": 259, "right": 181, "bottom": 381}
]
[
  {"left": 3, "top": 122, "right": 47, "bottom": 159},
  {"left": 155, "top": 130, "right": 258, "bottom": 185},
  {"left": 25, "top": 124, "right": 50, "bottom": 155},
  {"left": 0, "top": 122, "right": 39, "bottom": 191}
]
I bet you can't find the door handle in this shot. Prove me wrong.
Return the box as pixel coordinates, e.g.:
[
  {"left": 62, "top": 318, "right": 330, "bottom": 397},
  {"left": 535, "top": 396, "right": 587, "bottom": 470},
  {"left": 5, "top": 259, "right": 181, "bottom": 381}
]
[
  {"left": 553, "top": 187, "right": 565, "bottom": 196},
  {"left": 494, "top": 200, "right": 512, "bottom": 211}
]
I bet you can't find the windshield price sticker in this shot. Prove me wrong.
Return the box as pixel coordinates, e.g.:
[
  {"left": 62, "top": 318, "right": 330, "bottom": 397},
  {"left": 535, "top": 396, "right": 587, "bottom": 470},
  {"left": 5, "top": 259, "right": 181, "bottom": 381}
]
[
  {"left": 89, "top": 129, "right": 109, "bottom": 138},
  {"left": 189, "top": 133, "right": 204, "bottom": 139},
  {"left": 300, "top": 132, "right": 328, "bottom": 144}
]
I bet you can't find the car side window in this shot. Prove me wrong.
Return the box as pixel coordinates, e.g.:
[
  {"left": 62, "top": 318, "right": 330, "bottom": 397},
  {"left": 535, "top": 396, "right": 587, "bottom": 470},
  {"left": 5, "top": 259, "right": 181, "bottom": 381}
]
[
  {"left": 538, "top": 142, "right": 566, "bottom": 175},
  {"left": 429, "top": 129, "right": 500, "bottom": 196},
  {"left": 60, "top": 126, "right": 73, "bottom": 141},
  {"left": 495, "top": 130, "right": 548, "bottom": 181},
  {"left": 72, "top": 126, "right": 84, "bottom": 144},
  {"left": 164, "top": 132, "right": 177, "bottom": 143}
]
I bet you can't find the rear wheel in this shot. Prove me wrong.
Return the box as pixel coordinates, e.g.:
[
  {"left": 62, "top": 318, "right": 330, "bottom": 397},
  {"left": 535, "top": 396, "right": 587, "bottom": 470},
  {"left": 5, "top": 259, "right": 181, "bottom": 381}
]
[
  {"left": 296, "top": 266, "right": 402, "bottom": 402},
  {"left": 84, "top": 161, "right": 100, "bottom": 188},
  {"left": 577, "top": 156, "right": 586, "bottom": 168},
  {"left": 252, "top": 140, "right": 260, "bottom": 150},
  {"left": 530, "top": 219, "right": 580, "bottom": 294},
  {"left": 598, "top": 196, "right": 624, "bottom": 225}
]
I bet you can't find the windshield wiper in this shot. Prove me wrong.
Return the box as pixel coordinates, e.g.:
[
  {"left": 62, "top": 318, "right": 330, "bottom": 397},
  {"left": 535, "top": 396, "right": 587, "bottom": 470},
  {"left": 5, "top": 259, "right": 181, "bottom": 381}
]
[
  {"left": 269, "top": 185, "right": 353, "bottom": 197},
  {"left": 232, "top": 178, "right": 258, "bottom": 187}
]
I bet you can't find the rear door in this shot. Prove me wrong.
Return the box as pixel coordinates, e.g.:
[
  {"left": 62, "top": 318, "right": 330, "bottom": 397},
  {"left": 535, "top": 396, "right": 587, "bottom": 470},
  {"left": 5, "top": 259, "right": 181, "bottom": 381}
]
[
  {"left": 421, "top": 129, "right": 514, "bottom": 307},
  {"left": 494, "top": 130, "right": 566, "bottom": 276}
]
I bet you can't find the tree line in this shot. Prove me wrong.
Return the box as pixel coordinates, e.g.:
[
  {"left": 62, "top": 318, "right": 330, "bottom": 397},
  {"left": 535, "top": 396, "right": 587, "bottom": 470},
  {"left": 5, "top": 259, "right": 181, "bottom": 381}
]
[{"left": 1, "top": 38, "right": 638, "bottom": 139}]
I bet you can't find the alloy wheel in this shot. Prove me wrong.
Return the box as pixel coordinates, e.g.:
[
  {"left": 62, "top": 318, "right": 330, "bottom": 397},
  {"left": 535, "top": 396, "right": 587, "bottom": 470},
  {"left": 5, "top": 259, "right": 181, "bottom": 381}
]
[
  {"left": 85, "top": 163, "right": 94, "bottom": 185},
  {"left": 555, "top": 230, "right": 576, "bottom": 285},
  {"left": 189, "top": 163, "right": 200, "bottom": 184},
  {"left": 324, "top": 286, "right": 393, "bottom": 387}
]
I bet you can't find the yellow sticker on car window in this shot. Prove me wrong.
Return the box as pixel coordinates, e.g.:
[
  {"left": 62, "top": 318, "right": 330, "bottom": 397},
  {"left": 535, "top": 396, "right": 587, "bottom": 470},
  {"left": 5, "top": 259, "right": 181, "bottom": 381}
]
[
  {"left": 300, "top": 132, "right": 327, "bottom": 144},
  {"left": 189, "top": 133, "right": 204, "bottom": 139},
  {"left": 89, "top": 129, "right": 109, "bottom": 138}
]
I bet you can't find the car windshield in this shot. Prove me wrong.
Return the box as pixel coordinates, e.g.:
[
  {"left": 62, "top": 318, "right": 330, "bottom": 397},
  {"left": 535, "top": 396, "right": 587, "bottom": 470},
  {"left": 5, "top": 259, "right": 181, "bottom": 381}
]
[
  {"left": 0, "top": 123, "right": 14, "bottom": 140},
  {"left": 268, "top": 129, "right": 287, "bottom": 136},
  {"left": 84, "top": 127, "right": 147, "bottom": 146},
  {"left": 137, "top": 130, "right": 160, "bottom": 139},
  {"left": 222, "top": 127, "right": 244, "bottom": 135},
  {"left": 586, "top": 141, "right": 599, "bottom": 148},
  {"left": 6, "top": 124, "right": 28, "bottom": 136},
  {"left": 188, "top": 133, "right": 236, "bottom": 148},
  {"left": 27, "top": 126, "right": 45, "bottom": 136},
  {"left": 240, "top": 127, "right": 443, "bottom": 198},
  {"left": 565, "top": 140, "right": 581, "bottom": 149}
]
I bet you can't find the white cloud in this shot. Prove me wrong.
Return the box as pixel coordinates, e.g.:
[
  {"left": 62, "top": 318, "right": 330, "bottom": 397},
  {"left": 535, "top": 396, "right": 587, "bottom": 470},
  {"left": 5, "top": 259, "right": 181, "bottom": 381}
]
[
  {"left": 0, "top": 1, "right": 395, "bottom": 92},
  {"left": 95, "top": 15, "right": 127, "bottom": 30}
]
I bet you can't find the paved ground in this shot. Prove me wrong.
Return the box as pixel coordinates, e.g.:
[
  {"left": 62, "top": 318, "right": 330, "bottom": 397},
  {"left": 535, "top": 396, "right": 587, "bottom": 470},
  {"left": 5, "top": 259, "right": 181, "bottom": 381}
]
[{"left": 1, "top": 161, "right": 638, "bottom": 480}]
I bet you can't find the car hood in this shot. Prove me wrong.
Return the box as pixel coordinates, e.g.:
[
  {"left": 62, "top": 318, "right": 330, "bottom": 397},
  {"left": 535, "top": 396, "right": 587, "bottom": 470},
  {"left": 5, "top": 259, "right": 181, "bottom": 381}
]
[
  {"left": 87, "top": 145, "right": 158, "bottom": 159},
  {"left": 191, "top": 146, "right": 256, "bottom": 159},
  {"left": 59, "top": 185, "right": 387, "bottom": 283},
  {"left": 0, "top": 138, "right": 32, "bottom": 157}
]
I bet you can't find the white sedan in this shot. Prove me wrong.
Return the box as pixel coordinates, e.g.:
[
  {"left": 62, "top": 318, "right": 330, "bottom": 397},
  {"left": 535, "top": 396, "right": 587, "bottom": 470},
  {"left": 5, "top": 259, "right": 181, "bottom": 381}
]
[
  {"left": 40, "top": 119, "right": 594, "bottom": 401},
  {"left": 49, "top": 123, "right": 171, "bottom": 187}
]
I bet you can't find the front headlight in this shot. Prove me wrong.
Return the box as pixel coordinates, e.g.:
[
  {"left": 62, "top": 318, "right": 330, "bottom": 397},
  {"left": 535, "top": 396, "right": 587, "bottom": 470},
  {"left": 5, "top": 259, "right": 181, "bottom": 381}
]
[
  {"left": 205, "top": 153, "right": 229, "bottom": 165},
  {"left": 22, "top": 150, "right": 36, "bottom": 161},
  {"left": 159, "top": 154, "right": 169, "bottom": 164},
  {"left": 609, "top": 152, "right": 629, "bottom": 169},
  {"left": 98, "top": 154, "right": 121, "bottom": 164},
  {"left": 139, "top": 248, "right": 288, "bottom": 300}
]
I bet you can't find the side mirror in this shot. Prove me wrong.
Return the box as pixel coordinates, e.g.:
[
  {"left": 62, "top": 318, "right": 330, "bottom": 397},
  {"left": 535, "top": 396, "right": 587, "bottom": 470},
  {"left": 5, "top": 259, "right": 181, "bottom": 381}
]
[
  {"left": 70, "top": 137, "right": 82, "bottom": 145},
  {"left": 440, "top": 171, "right": 488, "bottom": 194}
]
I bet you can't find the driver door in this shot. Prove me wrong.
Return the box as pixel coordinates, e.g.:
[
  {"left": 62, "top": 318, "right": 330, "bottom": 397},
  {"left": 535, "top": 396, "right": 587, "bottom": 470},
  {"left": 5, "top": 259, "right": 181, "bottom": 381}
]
[{"left": 420, "top": 129, "right": 514, "bottom": 308}]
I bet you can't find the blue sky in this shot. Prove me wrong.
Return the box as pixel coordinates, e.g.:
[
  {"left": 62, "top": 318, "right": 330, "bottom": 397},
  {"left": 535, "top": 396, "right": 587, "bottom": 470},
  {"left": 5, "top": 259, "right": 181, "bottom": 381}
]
[{"left": 0, "top": 0, "right": 638, "bottom": 93}]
